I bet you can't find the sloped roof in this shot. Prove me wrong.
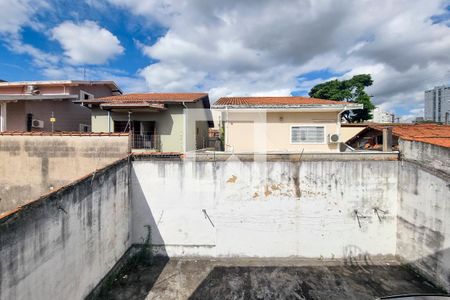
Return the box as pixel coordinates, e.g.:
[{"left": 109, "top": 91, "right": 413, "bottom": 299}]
[
  {"left": 0, "top": 80, "right": 121, "bottom": 93},
  {"left": 88, "top": 93, "right": 208, "bottom": 103},
  {"left": 349, "top": 124, "right": 450, "bottom": 148},
  {"left": 75, "top": 92, "right": 211, "bottom": 110},
  {"left": 213, "top": 96, "right": 361, "bottom": 109}
]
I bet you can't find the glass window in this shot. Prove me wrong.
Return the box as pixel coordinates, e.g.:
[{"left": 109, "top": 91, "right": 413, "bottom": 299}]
[{"left": 291, "top": 126, "right": 325, "bottom": 143}]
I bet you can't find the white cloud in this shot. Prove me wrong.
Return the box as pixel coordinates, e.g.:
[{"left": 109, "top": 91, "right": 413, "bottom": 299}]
[
  {"left": 0, "top": 0, "right": 48, "bottom": 35},
  {"left": 51, "top": 20, "right": 124, "bottom": 65},
  {"left": 113, "top": 0, "right": 450, "bottom": 117}
]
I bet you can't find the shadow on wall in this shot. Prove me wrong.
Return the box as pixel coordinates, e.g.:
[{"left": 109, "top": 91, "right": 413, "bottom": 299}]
[{"left": 90, "top": 169, "right": 169, "bottom": 300}]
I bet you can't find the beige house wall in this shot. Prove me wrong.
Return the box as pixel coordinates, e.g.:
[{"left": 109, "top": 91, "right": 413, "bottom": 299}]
[
  {"left": 224, "top": 111, "right": 341, "bottom": 153},
  {"left": 91, "top": 108, "right": 112, "bottom": 132},
  {"left": 0, "top": 134, "right": 129, "bottom": 213},
  {"left": 341, "top": 126, "right": 366, "bottom": 143}
]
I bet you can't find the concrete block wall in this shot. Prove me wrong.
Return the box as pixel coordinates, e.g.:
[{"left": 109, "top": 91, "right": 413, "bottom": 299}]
[
  {"left": 0, "top": 158, "right": 131, "bottom": 300},
  {"left": 0, "top": 133, "right": 129, "bottom": 213},
  {"left": 131, "top": 159, "right": 399, "bottom": 258}
]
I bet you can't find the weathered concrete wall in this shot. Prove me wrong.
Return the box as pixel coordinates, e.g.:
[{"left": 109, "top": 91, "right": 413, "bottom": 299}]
[
  {"left": 132, "top": 159, "right": 398, "bottom": 258},
  {"left": 0, "top": 133, "right": 129, "bottom": 213},
  {"left": 397, "top": 158, "right": 450, "bottom": 290},
  {"left": 400, "top": 139, "right": 450, "bottom": 174},
  {"left": 0, "top": 158, "right": 131, "bottom": 300}
]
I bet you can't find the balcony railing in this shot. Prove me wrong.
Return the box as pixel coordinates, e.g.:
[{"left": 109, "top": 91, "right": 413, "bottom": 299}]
[{"left": 131, "top": 132, "right": 160, "bottom": 150}]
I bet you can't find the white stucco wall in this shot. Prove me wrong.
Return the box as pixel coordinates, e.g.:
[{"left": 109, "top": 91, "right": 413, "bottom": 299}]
[{"left": 131, "top": 160, "right": 398, "bottom": 258}]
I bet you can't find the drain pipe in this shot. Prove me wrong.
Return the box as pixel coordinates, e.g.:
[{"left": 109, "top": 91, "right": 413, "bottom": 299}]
[
  {"left": 107, "top": 110, "right": 111, "bottom": 132},
  {"left": 182, "top": 101, "right": 188, "bottom": 152}
]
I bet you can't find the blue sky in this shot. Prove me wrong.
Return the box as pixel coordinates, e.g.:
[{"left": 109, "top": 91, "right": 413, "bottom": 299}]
[{"left": 0, "top": 0, "right": 449, "bottom": 120}]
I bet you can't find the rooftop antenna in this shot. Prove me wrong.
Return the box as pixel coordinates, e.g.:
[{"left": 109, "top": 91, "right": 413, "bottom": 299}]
[{"left": 83, "top": 66, "right": 86, "bottom": 80}]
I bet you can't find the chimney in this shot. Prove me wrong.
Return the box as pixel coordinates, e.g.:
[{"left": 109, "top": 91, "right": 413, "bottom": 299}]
[
  {"left": 382, "top": 127, "right": 393, "bottom": 152},
  {"left": 445, "top": 112, "right": 449, "bottom": 125}
]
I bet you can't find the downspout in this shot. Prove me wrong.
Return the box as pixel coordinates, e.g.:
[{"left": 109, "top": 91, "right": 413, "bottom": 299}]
[
  {"left": 182, "top": 101, "right": 188, "bottom": 152},
  {"left": 337, "top": 107, "right": 347, "bottom": 136},
  {"left": 337, "top": 107, "right": 347, "bottom": 153},
  {"left": 225, "top": 106, "right": 229, "bottom": 152},
  {"left": 0, "top": 102, "right": 6, "bottom": 132},
  {"left": 108, "top": 110, "right": 111, "bottom": 132}
]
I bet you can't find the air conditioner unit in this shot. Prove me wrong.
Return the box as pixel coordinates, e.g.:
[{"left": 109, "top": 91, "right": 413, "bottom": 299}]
[
  {"left": 32, "top": 119, "right": 44, "bottom": 128},
  {"left": 26, "top": 85, "right": 40, "bottom": 95},
  {"left": 328, "top": 133, "right": 340, "bottom": 143}
]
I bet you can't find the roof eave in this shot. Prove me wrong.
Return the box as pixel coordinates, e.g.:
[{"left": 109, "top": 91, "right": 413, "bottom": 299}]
[{"left": 212, "top": 104, "right": 363, "bottom": 110}]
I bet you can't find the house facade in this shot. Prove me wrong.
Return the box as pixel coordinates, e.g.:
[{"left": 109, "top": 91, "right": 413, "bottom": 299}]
[
  {"left": 0, "top": 80, "right": 121, "bottom": 132},
  {"left": 212, "top": 96, "right": 362, "bottom": 153},
  {"left": 77, "top": 93, "right": 212, "bottom": 152}
]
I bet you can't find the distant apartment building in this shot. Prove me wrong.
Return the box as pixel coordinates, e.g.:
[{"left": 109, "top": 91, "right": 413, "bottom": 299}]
[
  {"left": 0, "top": 80, "right": 121, "bottom": 132},
  {"left": 370, "top": 107, "right": 395, "bottom": 123},
  {"left": 424, "top": 85, "right": 450, "bottom": 123}
]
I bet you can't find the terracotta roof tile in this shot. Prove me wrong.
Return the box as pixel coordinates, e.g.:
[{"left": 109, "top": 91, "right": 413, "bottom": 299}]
[
  {"left": 214, "top": 96, "right": 353, "bottom": 106},
  {"left": 93, "top": 93, "right": 208, "bottom": 103},
  {"left": 368, "top": 124, "right": 450, "bottom": 148}
]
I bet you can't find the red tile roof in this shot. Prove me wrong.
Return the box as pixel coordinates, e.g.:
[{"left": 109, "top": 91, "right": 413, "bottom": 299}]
[
  {"left": 369, "top": 124, "right": 450, "bottom": 148},
  {"left": 92, "top": 93, "right": 208, "bottom": 103},
  {"left": 214, "top": 96, "right": 353, "bottom": 106}
]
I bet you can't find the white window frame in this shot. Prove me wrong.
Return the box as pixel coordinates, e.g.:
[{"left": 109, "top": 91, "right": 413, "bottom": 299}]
[
  {"left": 290, "top": 124, "right": 326, "bottom": 145},
  {"left": 80, "top": 90, "right": 94, "bottom": 100}
]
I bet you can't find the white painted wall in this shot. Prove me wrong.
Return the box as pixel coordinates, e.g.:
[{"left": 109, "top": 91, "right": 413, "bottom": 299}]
[{"left": 132, "top": 160, "right": 398, "bottom": 258}]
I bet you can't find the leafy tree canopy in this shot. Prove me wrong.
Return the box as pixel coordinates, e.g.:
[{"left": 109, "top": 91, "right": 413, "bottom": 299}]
[{"left": 308, "top": 74, "right": 375, "bottom": 122}]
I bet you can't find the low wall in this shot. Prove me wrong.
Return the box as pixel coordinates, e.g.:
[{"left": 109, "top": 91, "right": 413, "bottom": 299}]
[
  {"left": 132, "top": 159, "right": 398, "bottom": 258},
  {"left": 0, "top": 133, "right": 129, "bottom": 213},
  {"left": 397, "top": 158, "right": 450, "bottom": 290},
  {"left": 0, "top": 158, "right": 131, "bottom": 300},
  {"left": 400, "top": 139, "right": 450, "bottom": 174}
]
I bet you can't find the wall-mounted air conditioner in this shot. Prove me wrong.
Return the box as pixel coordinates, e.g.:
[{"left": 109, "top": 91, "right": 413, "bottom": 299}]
[
  {"left": 328, "top": 133, "right": 340, "bottom": 143},
  {"left": 32, "top": 119, "right": 44, "bottom": 128},
  {"left": 26, "top": 85, "right": 40, "bottom": 95}
]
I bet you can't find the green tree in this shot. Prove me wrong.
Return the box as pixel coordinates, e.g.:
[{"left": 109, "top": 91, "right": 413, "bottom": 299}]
[{"left": 308, "top": 74, "right": 375, "bottom": 122}]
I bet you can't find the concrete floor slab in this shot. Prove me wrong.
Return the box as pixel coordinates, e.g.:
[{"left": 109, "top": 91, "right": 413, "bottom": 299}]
[{"left": 95, "top": 257, "right": 445, "bottom": 300}]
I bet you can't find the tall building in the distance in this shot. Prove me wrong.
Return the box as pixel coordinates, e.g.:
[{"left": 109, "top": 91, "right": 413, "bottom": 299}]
[
  {"left": 424, "top": 85, "right": 450, "bottom": 123},
  {"left": 370, "top": 107, "right": 395, "bottom": 123}
]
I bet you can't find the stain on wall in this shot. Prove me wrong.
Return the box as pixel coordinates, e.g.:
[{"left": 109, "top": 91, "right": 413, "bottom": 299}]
[
  {"left": 0, "top": 134, "right": 129, "bottom": 213},
  {"left": 131, "top": 160, "right": 399, "bottom": 258},
  {"left": 0, "top": 159, "right": 131, "bottom": 300},
  {"left": 397, "top": 155, "right": 450, "bottom": 290}
]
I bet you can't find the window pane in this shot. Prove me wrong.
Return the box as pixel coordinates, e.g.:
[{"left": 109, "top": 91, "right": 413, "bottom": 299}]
[{"left": 292, "top": 126, "right": 324, "bottom": 143}]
